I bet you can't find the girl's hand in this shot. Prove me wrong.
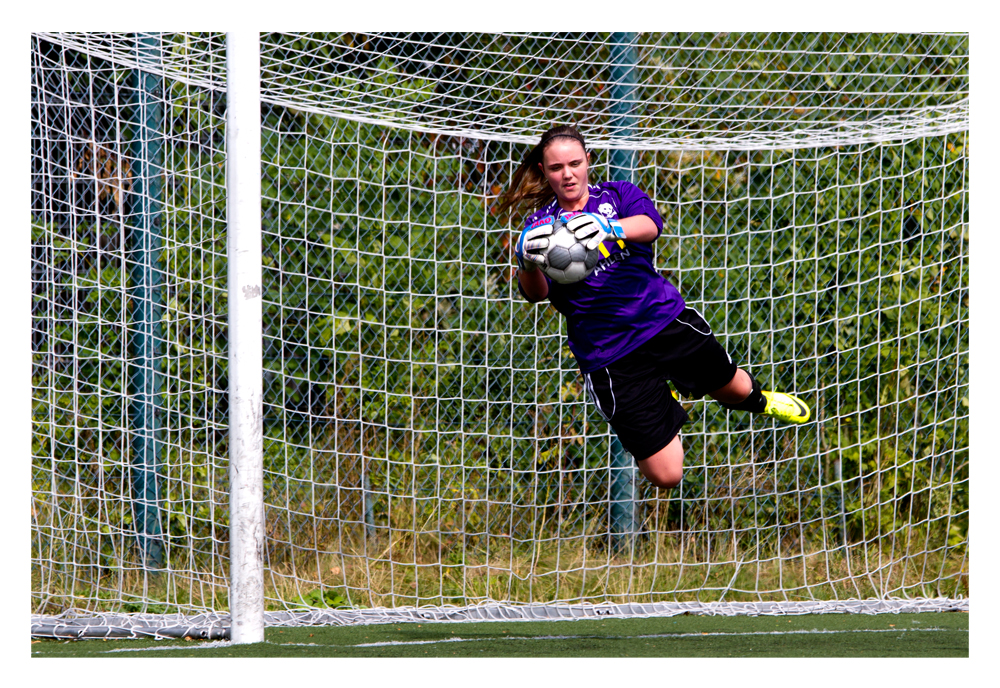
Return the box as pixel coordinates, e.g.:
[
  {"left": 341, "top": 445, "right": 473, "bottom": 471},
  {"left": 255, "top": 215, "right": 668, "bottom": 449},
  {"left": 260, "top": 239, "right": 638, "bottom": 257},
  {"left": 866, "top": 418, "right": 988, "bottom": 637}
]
[
  {"left": 514, "top": 215, "right": 555, "bottom": 271},
  {"left": 564, "top": 212, "right": 625, "bottom": 250}
]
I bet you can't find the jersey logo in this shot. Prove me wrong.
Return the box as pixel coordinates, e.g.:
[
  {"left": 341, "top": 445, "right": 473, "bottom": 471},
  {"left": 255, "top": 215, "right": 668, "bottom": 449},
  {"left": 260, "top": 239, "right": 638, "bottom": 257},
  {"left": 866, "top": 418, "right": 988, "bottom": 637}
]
[
  {"left": 598, "top": 203, "right": 615, "bottom": 218},
  {"left": 597, "top": 240, "right": 626, "bottom": 258},
  {"left": 590, "top": 246, "right": 630, "bottom": 276}
]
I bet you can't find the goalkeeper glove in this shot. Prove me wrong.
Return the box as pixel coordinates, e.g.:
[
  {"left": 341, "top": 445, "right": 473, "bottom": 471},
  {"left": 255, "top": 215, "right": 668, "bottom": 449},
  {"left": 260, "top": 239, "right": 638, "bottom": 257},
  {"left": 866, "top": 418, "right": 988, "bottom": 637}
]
[
  {"left": 514, "top": 215, "right": 554, "bottom": 271},
  {"left": 563, "top": 212, "right": 626, "bottom": 250}
]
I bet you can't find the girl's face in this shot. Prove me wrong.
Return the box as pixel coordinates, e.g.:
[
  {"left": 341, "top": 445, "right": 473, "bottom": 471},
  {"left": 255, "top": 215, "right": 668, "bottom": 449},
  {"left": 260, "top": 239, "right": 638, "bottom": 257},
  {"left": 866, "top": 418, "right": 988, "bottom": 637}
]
[{"left": 539, "top": 138, "right": 590, "bottom": 210}]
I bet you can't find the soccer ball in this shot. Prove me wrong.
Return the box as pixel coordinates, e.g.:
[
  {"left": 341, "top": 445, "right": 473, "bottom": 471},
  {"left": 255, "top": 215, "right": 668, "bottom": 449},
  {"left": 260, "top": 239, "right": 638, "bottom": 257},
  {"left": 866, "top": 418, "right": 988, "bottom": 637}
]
[{"left": 541, "top": 216, "right": 601, "bottom": 284}]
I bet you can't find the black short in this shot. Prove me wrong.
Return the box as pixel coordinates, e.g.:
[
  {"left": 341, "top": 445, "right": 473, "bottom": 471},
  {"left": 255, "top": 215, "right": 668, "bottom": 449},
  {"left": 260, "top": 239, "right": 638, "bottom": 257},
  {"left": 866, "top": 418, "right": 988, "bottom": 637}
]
[{"left": 582, "top": 307, "right": 738, "bottom": 462}]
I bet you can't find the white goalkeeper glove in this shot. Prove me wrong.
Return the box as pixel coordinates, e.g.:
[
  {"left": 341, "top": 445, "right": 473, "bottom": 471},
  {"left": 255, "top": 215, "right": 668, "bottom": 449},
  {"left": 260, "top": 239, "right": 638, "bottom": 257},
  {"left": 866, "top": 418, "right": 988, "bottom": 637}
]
[
  {"left": 514, "top": 215, "right": 554, "bottom": 271},
  {"left": 563, "top": 212, "right": 625, "bottom": 250}
]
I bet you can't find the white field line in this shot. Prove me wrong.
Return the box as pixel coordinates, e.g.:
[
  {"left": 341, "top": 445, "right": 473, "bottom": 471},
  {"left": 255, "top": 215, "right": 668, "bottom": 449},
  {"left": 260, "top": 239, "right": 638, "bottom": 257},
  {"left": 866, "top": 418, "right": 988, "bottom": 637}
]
[
  {"left": 101, "top": 640, "right": 325, "bottom": 653},
  {"left": 94, "top": 625, "right": 963, "bottom": 653},
  {"left": 351, "top": 626, "right": 960, "bottom": 648},
  {"left": 102, "top": 640, "right": 234, "bottom": 652}
]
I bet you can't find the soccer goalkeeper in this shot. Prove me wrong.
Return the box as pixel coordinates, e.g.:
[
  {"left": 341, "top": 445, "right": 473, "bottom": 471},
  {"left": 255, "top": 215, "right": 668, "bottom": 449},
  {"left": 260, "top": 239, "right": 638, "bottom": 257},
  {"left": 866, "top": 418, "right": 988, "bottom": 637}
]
[{"left": 498, "top": 124, "right": 810, "bottom": 489}]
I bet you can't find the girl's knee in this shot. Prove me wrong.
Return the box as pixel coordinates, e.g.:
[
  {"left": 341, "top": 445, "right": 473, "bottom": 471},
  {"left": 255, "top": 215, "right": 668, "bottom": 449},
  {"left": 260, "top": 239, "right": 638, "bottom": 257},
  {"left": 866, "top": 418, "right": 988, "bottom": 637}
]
[
  {"left": 638, "top": 437, "right": 684, "bottom": 489},
  {"left": 710, "top": 367, "right": 753, "bottom": 405},
  {"left": 648, "top": 467, "right": 682, "bottom": 490}
]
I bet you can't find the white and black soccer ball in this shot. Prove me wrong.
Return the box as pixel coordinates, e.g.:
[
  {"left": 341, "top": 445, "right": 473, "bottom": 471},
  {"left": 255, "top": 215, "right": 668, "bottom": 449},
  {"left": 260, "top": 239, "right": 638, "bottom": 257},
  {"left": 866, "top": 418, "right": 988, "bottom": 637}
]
[{"left": 541, "top": 216, "right": 601, "bottom": 284}]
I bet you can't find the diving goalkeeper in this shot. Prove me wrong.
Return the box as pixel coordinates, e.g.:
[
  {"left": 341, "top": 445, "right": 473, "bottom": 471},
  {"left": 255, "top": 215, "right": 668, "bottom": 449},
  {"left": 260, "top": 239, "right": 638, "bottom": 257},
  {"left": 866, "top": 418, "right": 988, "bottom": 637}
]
[{"left": 498, "top": 124, "right": 810, "bottom": 489}]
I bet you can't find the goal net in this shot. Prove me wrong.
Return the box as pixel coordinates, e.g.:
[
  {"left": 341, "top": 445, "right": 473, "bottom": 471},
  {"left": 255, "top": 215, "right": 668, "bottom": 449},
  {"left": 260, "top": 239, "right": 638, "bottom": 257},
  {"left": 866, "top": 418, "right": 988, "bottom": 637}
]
[{"left": 31, "top": 32, "right": 968, "bottom": 639}]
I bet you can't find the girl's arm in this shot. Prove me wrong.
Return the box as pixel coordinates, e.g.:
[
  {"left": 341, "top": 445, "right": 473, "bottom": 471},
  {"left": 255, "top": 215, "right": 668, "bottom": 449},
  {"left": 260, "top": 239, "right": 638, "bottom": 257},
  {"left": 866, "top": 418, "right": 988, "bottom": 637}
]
[
  {"left": 619, "top": 214, "right": 659, "bottom": 243},
  {"left": 517, "top": 265, "right": 549, "bottom": 302}
]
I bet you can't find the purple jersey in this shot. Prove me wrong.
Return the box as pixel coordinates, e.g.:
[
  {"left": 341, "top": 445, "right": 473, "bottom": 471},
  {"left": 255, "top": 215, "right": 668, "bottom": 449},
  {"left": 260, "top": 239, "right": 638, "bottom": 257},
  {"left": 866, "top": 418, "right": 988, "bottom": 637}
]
[{"left": 521, "top": 180, "right": 686, "bottom": 373}]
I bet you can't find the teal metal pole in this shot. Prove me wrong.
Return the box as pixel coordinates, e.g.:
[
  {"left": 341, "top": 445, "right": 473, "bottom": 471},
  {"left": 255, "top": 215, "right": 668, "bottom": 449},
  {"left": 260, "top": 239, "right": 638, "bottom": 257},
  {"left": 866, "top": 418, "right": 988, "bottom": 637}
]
[
  {"left": 364, "top": 468, "right": 377, "bottom": 541},
  {"left": 128, "top": 32, "right": 165, "bottom": 569},
  {"left": 608, "top": 32, "right": 638, "bottom": 182},
  {"left": 608, "top": 33, "right": 639, "bottom": 551},
  {"left": 609, "top": 435, "right": 637, "bottom": 551}
]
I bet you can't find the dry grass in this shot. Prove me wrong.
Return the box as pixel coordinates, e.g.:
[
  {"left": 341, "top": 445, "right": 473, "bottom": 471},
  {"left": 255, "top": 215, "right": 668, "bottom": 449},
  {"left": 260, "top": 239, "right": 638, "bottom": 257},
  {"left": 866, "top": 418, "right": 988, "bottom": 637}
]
[
  {"left": 32, "top": 469, "right": 969, "bottom": 616},
  {"left": 32, "top": 528, "right": 968, "bottom": 616},
  {"left": 261, "top": 524, "right": 968, "bottom": 612}
]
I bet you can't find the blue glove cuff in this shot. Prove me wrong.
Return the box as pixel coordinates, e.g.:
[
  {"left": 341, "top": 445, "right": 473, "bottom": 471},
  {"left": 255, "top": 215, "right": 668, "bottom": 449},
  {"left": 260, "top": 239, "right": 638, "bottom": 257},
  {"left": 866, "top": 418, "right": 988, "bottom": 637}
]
[
  {"left": 607, "top": 218, "right": 625, "bottom": 240},
  {"left": 594, "top": 214, "right": 625, "bottom": 240}
]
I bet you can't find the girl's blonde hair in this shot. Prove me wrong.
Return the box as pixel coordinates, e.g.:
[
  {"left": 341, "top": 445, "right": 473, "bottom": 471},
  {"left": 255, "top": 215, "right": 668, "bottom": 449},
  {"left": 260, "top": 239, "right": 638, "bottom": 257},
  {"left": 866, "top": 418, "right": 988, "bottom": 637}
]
[{"left": 497, "top": 125, "right": 589, "bottom": 222}]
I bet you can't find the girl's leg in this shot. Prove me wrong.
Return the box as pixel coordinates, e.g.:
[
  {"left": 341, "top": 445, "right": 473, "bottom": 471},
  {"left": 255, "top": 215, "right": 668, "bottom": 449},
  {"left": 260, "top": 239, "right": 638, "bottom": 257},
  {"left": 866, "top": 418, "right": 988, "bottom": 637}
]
[
  {"left": 708, "top": 367, "right": 754, "bottom": 405},
  {"left": 636, "top": 435, "right": 684, "bottom": 489}
]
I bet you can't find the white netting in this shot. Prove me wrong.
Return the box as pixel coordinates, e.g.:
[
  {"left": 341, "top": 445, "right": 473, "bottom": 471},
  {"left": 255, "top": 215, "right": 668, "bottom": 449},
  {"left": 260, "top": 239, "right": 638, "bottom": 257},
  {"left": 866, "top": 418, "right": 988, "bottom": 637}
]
[
  {"left": 36, "top": 32, "right": 968, "bottom": 149},
  {"left": 31, "top": 32, "right": 968, "bottom": 637}
]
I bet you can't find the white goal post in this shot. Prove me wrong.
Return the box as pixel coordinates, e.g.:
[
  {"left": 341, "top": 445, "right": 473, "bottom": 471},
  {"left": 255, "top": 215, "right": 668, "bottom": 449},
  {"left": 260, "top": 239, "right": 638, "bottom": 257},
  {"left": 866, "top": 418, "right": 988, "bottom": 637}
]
[
  {"left": 30, "top": 32, "right": 969, "bottom": 640},
  {"left": 226, "top": 30, "right": 265, "bottom": 646}
]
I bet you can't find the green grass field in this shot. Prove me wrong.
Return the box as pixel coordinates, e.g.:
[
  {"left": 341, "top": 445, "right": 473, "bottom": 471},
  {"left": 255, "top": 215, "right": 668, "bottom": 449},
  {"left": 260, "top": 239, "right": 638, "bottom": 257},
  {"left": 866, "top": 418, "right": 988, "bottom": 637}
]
[{"left": 31, "top": 612, "right": 967, "bottom": 658}]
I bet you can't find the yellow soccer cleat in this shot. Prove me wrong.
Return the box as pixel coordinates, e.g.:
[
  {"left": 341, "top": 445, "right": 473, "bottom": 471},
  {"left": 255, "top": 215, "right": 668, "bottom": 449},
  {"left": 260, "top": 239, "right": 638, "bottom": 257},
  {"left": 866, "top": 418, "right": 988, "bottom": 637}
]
[{"left": 762, "top": 390, "right": 810, "bottom": 424}]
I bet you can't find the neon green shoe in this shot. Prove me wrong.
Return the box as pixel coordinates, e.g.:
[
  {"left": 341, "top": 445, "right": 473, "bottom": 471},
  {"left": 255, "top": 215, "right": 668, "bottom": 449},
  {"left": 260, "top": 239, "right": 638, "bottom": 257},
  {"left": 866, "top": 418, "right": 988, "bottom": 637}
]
[{"left": 762, "top": 390, "right": 810, "bottom": 424}]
